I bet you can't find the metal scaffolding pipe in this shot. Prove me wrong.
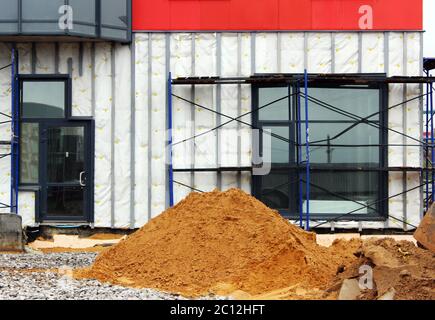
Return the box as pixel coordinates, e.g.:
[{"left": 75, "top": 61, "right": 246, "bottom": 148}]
[
  {"left": 10, "top": 48, "right": 19, "bottom": 214},
  {"left": 304, "top": 70, "right": 310, "bottom": 231},
  {"left": 168, "top": 73, "right": 175, "bottom": 207}
]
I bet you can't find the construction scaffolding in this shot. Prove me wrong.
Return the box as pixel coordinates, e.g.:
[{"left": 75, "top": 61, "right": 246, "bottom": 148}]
[
  {"left": 424, "top": 58, "right": 435, "bottom": 214},
  {"left": 0, "top": 48, "right": 19, "bottom": 214},
  {"left": 167, "top": 68, "right": 435, "bottom": 231}
]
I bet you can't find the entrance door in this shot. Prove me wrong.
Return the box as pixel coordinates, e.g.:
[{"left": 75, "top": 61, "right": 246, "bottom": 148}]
[{"left": 39, "top": 122, "right": 93, "bottom": 222}]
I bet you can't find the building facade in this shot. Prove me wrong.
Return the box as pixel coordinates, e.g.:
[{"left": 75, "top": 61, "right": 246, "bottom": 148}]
[{"left": 0, "top": 0, "right": 430, "bottom": 231}]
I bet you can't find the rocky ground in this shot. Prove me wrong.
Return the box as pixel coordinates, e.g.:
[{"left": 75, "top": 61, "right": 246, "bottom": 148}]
[{"left": 0, "top": 251, "right": 226, "bottom": 300}]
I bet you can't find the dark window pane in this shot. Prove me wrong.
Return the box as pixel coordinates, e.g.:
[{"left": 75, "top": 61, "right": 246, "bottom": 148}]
[
  {"left": 47, "top": 186, "right": 84, "bottom": 217},
  {"left": 261, "top": 173, "right": 290, "bottom": 210},
  {"left": 0, "top": 23, "right": 18, "bottom": 33},
  {"left": 22, "top": 81, "right": 65, "bottom": 118},
  {"left": 21, "top": 23, "right": 64, "bottom": 34},
  {"left": 101, "top": 27, "right": 128, "bottom": 40},
  {"left": 258, "top": 87, "right": 289, "bottom": 121},
  {"left": 0, "top": 0, "right": 18, "bottom": 19},
  {"left": 301, "top": 171, "right": 380, "bottom": 215},
  {"left": 69, "top": 24, "right": 97, "bottom": 37},
  {"left": 302, "top": 122, "right": 379, "bottom": 145},
  {"left": 302, "top": 146, "right": 379, "bottom": 165},
  {"left": 20, "top": 123, "right": 39, "bottom": 184},
  {"left": 302, "top": 86, "right": 380, "bottom": 121},
  {"left": 70, "top": 0, "right": 96, "bottom": 24},
  {"left": 101, "top": 0, "right": 128, "bottom": 28},
  {"left": 22, "top": 0, "right": 64, "bottom": 20},
  {"left": 301, "top": 122, "right": 380, "bottom": 164},
  {"left": 47, "top": 127, "right": 85, "bottom": 184},
  {"left": 263, "top": 126, "right": 290, "bottom": 164}
]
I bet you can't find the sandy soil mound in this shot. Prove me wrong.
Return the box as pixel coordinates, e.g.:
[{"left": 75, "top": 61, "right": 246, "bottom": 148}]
[
  {"left": 77, "top": 189, "right": 359, "bottom": 297},
  {"left": 329, "top": 238, "right": 435, "bottom": 300}
]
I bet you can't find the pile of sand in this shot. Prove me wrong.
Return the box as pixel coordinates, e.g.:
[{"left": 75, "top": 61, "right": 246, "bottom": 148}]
[
  {"left": 77, "top": 189, "right": 359, "bottom": 297},
  {"left": 330, "top": 238, "right": 435, "bottom": 300}
]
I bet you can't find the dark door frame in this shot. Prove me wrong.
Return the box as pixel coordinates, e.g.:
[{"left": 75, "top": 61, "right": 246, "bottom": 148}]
[{"left": 37, "top": 120, "right": 94, "bottom": 223}]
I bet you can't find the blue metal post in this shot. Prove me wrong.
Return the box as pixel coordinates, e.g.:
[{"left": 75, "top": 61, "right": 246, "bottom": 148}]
[
  {"left": 425, "top": 74, "right": 429, "bottom": 210},
  {"left": 168, "top": 72, "right": 174, "bottom": 207},
  {"left": 297, "top": 81, "right": 303, "bottom": 228},
  {"left": 10, "top": 48, "right": 19, "bottom": 214},
  {"left": 304, "top": 70, "right": 310, "bottom": 231},
  {"left": 431, "top": 77, "right": 434, "bottom": 203}
]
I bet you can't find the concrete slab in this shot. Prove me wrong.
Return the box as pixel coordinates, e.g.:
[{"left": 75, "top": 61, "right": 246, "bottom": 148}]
[
  {"left": 361, "top": 235, "right": 417, "bottom": 245},
  {"left": 338, "top": 279, "right": 361, "bottom": 300},
  {"left": 316, "top": 234, "right": 361, "bottom": 247},
  {"left": 316, "top": 234, "right": 418, "bottom": 247},
  {"left": 0, "top": 214, "right": 24, "bottom": 252},
  {"left": 28, "top": 234, "right": 124, "bottom": 250}
]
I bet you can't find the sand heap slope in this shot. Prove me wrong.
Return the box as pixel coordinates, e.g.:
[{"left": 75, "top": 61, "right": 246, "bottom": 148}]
[{"left": 78, "top": 189, "right": 358, "bottom": 296}]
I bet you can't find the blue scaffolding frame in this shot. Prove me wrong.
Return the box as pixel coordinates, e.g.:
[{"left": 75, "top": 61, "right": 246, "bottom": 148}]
[
  {"left": 0, "top": 48, "right": 19, "bottom": 214},
  {"left": 424, "top": 58, "right": 435, "bottom": 212},
  {"left": 167, "top": 69, "right": 435, "bottom": 230}
]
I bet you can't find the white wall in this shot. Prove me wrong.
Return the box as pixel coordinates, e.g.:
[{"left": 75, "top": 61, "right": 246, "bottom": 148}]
[{"left": 424, "top": 0, "right": 435, "bottom": 57}]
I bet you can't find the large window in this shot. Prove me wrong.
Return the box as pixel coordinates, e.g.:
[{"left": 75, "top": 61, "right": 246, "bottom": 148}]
[{"left": 253, "top": 81, "right": 388, "bottom": 220}]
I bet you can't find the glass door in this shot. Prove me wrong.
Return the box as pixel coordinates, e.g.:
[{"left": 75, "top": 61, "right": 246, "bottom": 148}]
[{"left": 39, "top": 122, "right": 92, "bottom": 222}]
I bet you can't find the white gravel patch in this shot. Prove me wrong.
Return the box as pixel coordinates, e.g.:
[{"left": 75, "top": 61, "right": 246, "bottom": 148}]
[
  {"left": 0, "top": 252, "right": 97, "bottom": 269},
  {"left": 0, "top": 252, "right": 228, "bottom": 300}
]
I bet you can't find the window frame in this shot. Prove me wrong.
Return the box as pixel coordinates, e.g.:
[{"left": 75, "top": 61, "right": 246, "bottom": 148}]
[
  {"left": 252, "top": 77, "right": 389, "bottom": 221},
  {"left": 20, "top": 75, "right": 71, "bottom": 121},
  {"left": 18, "top": 74, "right": 74, "bottom": 187}
]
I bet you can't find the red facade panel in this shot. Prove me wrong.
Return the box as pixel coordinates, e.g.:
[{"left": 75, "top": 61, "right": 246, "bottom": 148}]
[{"left": 132, "top": 0, "right": 423, "bottom": 31}]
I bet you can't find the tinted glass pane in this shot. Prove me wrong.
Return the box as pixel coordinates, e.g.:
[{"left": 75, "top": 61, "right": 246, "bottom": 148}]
[
  {"left": 101, "top": 0, "right": 128, "bottom": 28},
  {"left": 47, "top": 186, "right": 84, "bottom": 217},
  {"left": 20, "top": 123, "right": 39, "bottom": 184},
  {"left": 69, "top": 24, "right": 97, "bottom": 37},
  {"left": 101, "top": 27, "right": 128, "bottom": 40},
  {"left": 21, "top": 23, "right": 64, "bottom": 33},
  {"left": 261, "top": 173, "right": 290, "bottom": 210},
  {"left": 47, "top": 127, "right": 85, "bottom": 184},
  {"left": 302, "top": 171, "right": 380, "bottom": 215},
  {"left": 302, "top": 146, "right": 379, "bottom": 165},
  {"left": 258, "top": 87, "right": 289, "bottom": 121},
  {"left": 301, "top": 122, "right": 380, "bottom": 164},
  {"left": 0, "top": 23, "right": 18, "bottom": 33},
  {"left": 22, "top": 0, "right": 64, "bottom": 20},
  {"left": 0, "top": 0, "right": 18, "bottom": 19},
  {"left": 263, "top": 126, "right": 290, "bottom": 164},
  {"left": 302, "top": 122, "right": 379, "bottom": 145},
  {"left": 22, "top": 81, "right": 65, "bottom": 118},
  {"left": 302, "top": 86, "right": 380, "bottom": 121},
  {"left": 70, "top": 0, "right": 96, "bottom": 24}
]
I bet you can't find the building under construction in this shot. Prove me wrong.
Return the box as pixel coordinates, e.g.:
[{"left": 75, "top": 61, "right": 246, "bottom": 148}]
[{"left": 0, "top": 0, "right": 434, "bottom": 232}]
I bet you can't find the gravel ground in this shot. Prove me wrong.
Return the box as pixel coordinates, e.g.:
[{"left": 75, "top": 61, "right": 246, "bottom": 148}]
[
  {"left": 0, "top": 251, "right": 228, "bottom": 300},
  {"left": 0, "top": 251, "right": 98, "bottom": 269}
]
